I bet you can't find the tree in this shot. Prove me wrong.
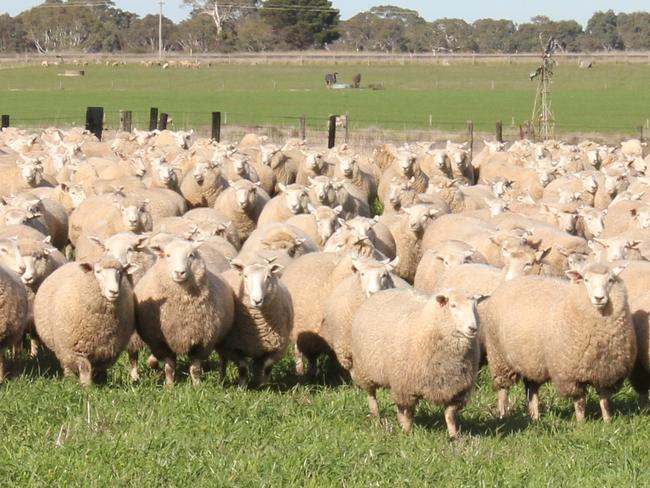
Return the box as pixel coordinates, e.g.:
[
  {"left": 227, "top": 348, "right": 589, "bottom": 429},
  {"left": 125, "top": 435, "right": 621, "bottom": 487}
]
[
  {"left": 182, "top": 0, "right": 258, "bottom": 40},
  {"left": 261, "top": 0, "right": 339, "bottom": 50},
  {"left": 584, "top": 10, "right": 623, "bottom": 51},
  {"left": 124, "top": 14, "right": 177, "bottom": 53},
  {"left": 176, "top": 15, "right": 220, "bottom": 52},
  {"left": 0, "top": 15, "right": 27, "bottom": 52},
  {"left": 617, "top": 12, "right": 650, "bottom": 50},
  {"left": 472, "top": 19, "right": 517, "bottom": 53},
  {"left": 235, "top": 13, "right": 276, "bottom": 52},
  {"left": 428, "top": 18, "right": 478, "bottom": 52}
]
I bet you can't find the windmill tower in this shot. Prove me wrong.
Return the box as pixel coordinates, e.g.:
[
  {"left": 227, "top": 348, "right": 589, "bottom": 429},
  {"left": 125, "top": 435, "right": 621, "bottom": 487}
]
[{"left": 529, "top": 36, "right": 561, "bottom": 140}]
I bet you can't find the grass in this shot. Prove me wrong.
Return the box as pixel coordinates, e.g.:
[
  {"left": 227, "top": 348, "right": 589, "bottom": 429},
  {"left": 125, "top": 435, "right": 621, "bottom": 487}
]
[
  {"left": 0, "top": 63, "right": 649, "bottom": 135},
  {"left": 1, "top": 348, "right": 649, "bottom": 486}
]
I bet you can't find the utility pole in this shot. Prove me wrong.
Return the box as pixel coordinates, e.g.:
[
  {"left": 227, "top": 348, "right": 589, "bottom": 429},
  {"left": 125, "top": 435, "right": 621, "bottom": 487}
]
[{"left": 158, "top": 0, "right": 164, "bottom": 61}]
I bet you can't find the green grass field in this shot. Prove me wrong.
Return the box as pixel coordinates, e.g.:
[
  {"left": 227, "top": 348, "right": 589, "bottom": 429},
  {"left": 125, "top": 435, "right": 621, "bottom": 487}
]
[
  {"left": 0, "top": 62, "right": 649, "bottom": 134},
  {"left": 1, "top": 351, "right": 649, "bottom": 486}
]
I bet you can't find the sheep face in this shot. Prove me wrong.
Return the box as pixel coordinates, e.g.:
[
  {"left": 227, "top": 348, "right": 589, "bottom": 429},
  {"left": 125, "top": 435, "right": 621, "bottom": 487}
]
[
  {"left": 352, "top": 257, "right": 398, "bottom": 297},
  {"left": 234, "top": 184, "right": 257, "bottom": 211},
  {"left": 566, "top": 264, "right": 625, "bottom": 310},
  {"left": 448, "top": 149, "right": 468, "bottom": 170},
  {"left": 91, "top": 233, "right": 148, "bottom": 268},
  {"left": 502, "top": 246, "right": 549, "bottom": 281},
  {"left": 404, "top": 205, "right": 438, "bottom": 234},
  {"left": 345, "top": 216, "right": 373, "bottom": 239},
  {"left": 18, "top": 159, "right": 43, "bottom": 185},
  {"left": 433, "top": 247, "right": 474, "bottom": 267},
  {"left": 21, "top": 244, "right": 55, "bottom": 287},
  {"left": 590, "top": 238, "right": 641, "bottom": 262},
  {"left": 434, "top": 291, "right": 479, "bottom": 339},
  {"left": 283, "top": 186, "right": 309, "bottom": 214},
  {"left": 232, "top": 260, "right": 282, "bottom": 308},
  {"left": 309, "top": 176, "right": 337, "bottom": 206},
  {"left": 0, "top": 238, "right": 26, "bottom": 276},
  {"left": 119, "top": 201, "right": 150, "bottom": 232},
  {"left": 578, "top": 208, "right": 605, "bottom": 237},
  {"left": 396, "top": 153, "right": 416, "bottom": 176},
  {"left": 130, "top": 158, "right": 147, "bottom": 178},
  {"left": 632, "top": 207, "right": 650, "bottom": 229},
  {"left": 232, "top": 157, "right": 250, "bottom": 177},
  {"left": 582, "top": 176, "right": 598, "bottom": 194},
  {"left": 487, "top": 198, "right": 509, "bottom": 217},
  {"left": 157, "top": 239, "right": 202, "bottom": 283},
  {"left": 338, "top": 156, "right": 356, "bottom": 177},
  {"left": 305, "top": 152, "right": 325, "bottom": 172},
  {"left": 605, "top": 175, "right": 627, "bottom": 197},
  {"left": 155, "top": 162, "right": 177, "bottom": 187},
  {"left": 193, "top": 162, "right": 208, "bottom": 183},
  {"left": 387, "top": 178, "right": 412, "bottom": 208},
  {"left": 79, "top": 260, "right": 123, "bottom": 302},
  {"left": 260, "top": 145, "right": 280, "bottom": 167},
  {"left": 61, "top": 183, "right": 87, "bottom": 209},
  {"left": 313, "top": 206, "right": 341, "bottom": 243}
]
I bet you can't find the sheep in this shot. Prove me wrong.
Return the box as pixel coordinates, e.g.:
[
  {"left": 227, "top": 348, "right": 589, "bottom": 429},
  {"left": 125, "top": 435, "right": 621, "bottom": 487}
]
[
  {"left": 629, "top": 290, "right": 650, "bottom": 406},
  {"left": 378, "top": 204, "right": 438, "bottom": 282},
  {"left": 282, "top": 251, "right": 373, "bottom": 377},
  {"left": 221, "top": 154, "right": 260, "bottom": 186},
  {"left": 482, "top": 262, "right": 636, "bottom": 422},
  {"left": 257, "top": 183, "right": 310, "bottom": 227},
  {"left": 307, "top": 175, "right": 339, "bottom": 208},
  {"left": 237, "top": 222, "right": 318, "bottom": 270},
  {"left": 0, "top": 157, "right": 46, "bottom": 197},
  {"left": 179, "top": 159, "right": 228, "bottom": 208},
  {"left": 414, "top": 240, "right": 487, "bottom": 292},
  {"left": 333, "top": 154, "right": 377, "bottom": 204},
  {"left": 213, "top": 179, "right": 269, "bottom": 242},
  {"left": 184, "top": 207, "right": 242, "bottom": 249},
  {"left": 320, "top": 256, "right": 401, "bottom": 372},
  {"left": 295, "top": 151, "right": 329, "bottom": 186},
  {"left": 134, "top": 238, "right": 234, "bottom": 385},
  {"left": 0, "top": 261, "right": 28, "bottom": 383},
  {"left": 377, "top": 150, "right": 429, "bottom": 204},
  {"left": 5, "top": 193, "right": 69, "bottom": 249},
  {"left": 350, "top": 288, "right": 481, "bottom": 436},
  {"left": 285, "top": 205, "right": 342, "bottom": 248},
  {"left": 33, "top": 256, "right": 135, "bottom": 386},
  {"left": 218, "top": 258, "right": 293, "bottom": 386},
  {"left": 326, "top": 216, "right": 397, "bottom": 260}
]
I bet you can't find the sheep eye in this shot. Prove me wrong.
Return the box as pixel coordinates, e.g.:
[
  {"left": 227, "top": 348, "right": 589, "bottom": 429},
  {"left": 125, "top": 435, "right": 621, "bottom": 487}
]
[
  {"left": 165, "top": 253, "right": 170, "bottom": 258},
  {"left": 451, "top": 304, "right": 457, "bottom": 309}
]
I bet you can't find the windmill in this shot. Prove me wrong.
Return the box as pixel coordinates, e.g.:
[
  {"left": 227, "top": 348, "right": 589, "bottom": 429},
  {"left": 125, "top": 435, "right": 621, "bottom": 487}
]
[{"left": 529, "top": 35, "right": 562, "bottom": 140}]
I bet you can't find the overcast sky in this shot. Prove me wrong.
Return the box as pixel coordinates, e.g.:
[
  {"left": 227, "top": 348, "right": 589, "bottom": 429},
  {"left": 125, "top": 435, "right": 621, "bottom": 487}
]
[{"left": 2, "top": 0, "right": 648, "bottom": 25}]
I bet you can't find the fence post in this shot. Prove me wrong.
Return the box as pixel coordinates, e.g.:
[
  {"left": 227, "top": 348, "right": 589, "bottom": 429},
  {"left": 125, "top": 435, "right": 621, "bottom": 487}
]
[
  {"left": 344, "top": 112, "right": 350, "bottom": 145},
  {"left": 496, "top": 121, "right": 503, "bottom": 143},
  {"left": 85, "top": 106, "right": 104, "bottom": 141},
  {"left": 119, "top": 110, "right": 132, "bottom": 133},
  {"left": 158, "top": 113, "right": 168, "bottom": 130},
  {"left": 640, "top": 126, "right": 645, "bottom": 157},
  {"left": 149, "top": 107, "right": 158, "bottom": 131},
  {"left": 1, "top": 115, "right": 9, "bottom": 129},
  {"left": 467, "top": 120, "right": 474, "bottom": 162},
  {"left": 299, "top": 115, "right": 306, "bottom": 141},
  {"left": 212, "top": 112, "right": 221, "bottom": 142},
  {"left": 328, "top": 115, "right": 337, "bottom": 149}
]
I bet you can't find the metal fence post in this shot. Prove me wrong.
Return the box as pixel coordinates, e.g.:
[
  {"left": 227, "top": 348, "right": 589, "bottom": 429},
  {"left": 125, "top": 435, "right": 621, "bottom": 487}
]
[
  {"left": 85, "top": 106, "right": 104, "bottom": 141},
  {"left": 212, "top": 112, "right": 221, "bottom": 142}
]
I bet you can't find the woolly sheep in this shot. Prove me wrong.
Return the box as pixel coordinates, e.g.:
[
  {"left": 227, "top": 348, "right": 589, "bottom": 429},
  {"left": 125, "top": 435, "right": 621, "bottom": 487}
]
[
  {"left": 179, "top": 159, "right": 228, "bottom": 208},
  {"left": 257, "top": 183, "right": 310, "bottom": 227},
  {"left": 482, "top": 263, "right": 636, "bottom": 422},
  {"left": 285, "top": 205, "right": 342, "bottom": 248},
  {"left": 134, "top": 238, "right": 234, "bottom": 385},
  {"left": 219, "top": 258, "right": 293, "bottom": 386},
  {"left": 34, "top": 256, "right": 135, "bottom": 386},
  {"left": 0, "top": 262, "right": 28, "bottom": 383},
  {"left": 213, "top": 179, "right": 269, "bottom": 242},
  {"left": 333, "top": 154, "right": 377, "bottom": 204},
  {"left": 350, "top": 288, "right": 481, "bottom": 436}
]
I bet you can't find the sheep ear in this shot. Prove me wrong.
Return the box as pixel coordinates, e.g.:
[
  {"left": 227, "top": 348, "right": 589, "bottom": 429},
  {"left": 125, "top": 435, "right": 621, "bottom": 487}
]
[
  {"left": 78, "top": 262, "right": 93, "bottom": 273},
  {"left": 472, "top": 294, "right": 489, "bottom": 304},
  {"left": 134, "top": 235, "right": 149, "bottom": 249},
  {"left": 230, "top": 259, "right": 245, "bottom": 273},
  {"left": 148, "top": 245, "right": 165, "bottom": 257},
  {"left": 434, "top": 293, "right": 448, "bottom": 307},
  {"left": 125, "top": 263, "right": 140, "bottom": 276},
  {"left": 278, "top": 183, "right": 287, "bottom": 193},
  {"left": 612, "top": 264, "right": 627, "bottom": 277},
  {"left": 536, "top": 246, "right": 552, "bottom": 263},
  {"left": 350, "top": 256, "right": 360, "bottom": 273},
  {"left": 42, "top": 236, "right": 52, "bottom": 245},
  {"left": 88, "top": 236, "right": 105, "bottom": 249},
  {"left": 565, "top": 270, "right": 584, "bottom": 283},
  {"left": 386, "top": 256, "right": 399, "bottom": 271},
  {"left": 269, "top": 263, "right": 284, "bottom": 274},
  {"left": 628, "top": 240, "right": 643, "bottom": 250},
  {"left": 334, "top": 205, "right": 343, "bottom": 215},
  {"left": 307, "top": 203, "right": 317, "bottom": 214}
]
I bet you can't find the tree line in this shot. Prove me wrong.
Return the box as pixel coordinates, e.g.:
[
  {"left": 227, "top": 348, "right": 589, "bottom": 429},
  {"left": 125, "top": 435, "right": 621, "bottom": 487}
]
[{"left": 1, "top": 0, "right": 649, "bottom": 54}]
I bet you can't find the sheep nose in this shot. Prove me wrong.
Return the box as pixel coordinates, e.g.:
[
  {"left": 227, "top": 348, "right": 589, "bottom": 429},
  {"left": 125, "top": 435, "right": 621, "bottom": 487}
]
[
  {"left": 18, "top": 264, "right": 26, "bottom": 274},
  {"left": 172, "top": 270, "right": 187, "bottom": 282},
  {"left": 467, "top": 325, "right": 478, "bottom": 335},
  {"left": 194, "top": 174, "right": 204, "bottom": 183},
  {"left": 251, "top": 298, "right": 263, "bottom": 307}
]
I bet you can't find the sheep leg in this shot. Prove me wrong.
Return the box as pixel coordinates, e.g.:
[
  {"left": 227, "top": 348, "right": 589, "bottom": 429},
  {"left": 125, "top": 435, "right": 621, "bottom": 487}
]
[
  {"left": 93, "top": 369, "right": 108, "bottom": 385},
  {"left": 78, "top": 357, "right": 93, "bottom": 387},
  {"left": 367, "top": 387, "right": 379, "bottom": 418},
  {"left": 252, "top": 357, "right": 274, "bottom": 387},
  {"left": 598, "top": 390, "right": 613, "bottom": 423},
  {"left": 147, "top": 354, "right": 159, "bottom": 369},
  {"left": 163, "top": 357, "right": 176, "bottom": 387},
  {"left": 574, "top": 397, "right": 587, "bottom": 423},
  {"left": 29, "top": 337, "right": 40, "bottom": 358},
  {"left": 294, "top": 344, "right": 305, "bottom": 376},
  {"left": 128, "top": 351, "right": 140, "bottom": 383},
  {"left": 189, "top": 357, "right": 202, "bottom": 386},
  {"left": 236, "top": 359, "right": 249, "bottom": 387},
  {"left": 497, "top": 388, "right": 510, "bottom": 419},
  {"left": 396, "top": 404, "right": 414, "bottom": 434},
  {"left": 218, "top": 354, "right": 229, "bottom": 382},
  {"left": 524, "top": 380, "right": 541, "bottom": 421},
  {"left": 0, "top": 350, "right": 5, "bottom": 384},
  {"left": 12, "top": 341, "right": 23, "bottom": 358},
  {"left": 444, "top": 404, "right": 459, "bottom": 438},
  {"left": 640, "top": 392, "right": 649, "bottom": 409}
]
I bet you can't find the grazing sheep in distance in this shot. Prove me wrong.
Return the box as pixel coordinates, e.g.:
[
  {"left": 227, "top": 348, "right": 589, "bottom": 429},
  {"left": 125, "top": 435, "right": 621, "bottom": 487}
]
[
  {"left": 34, "top": 256, "right": 135, "bottom": 386},
  {"left": 325, "top": 72, "right": 338, "bottom": 87},
  {"left": 482, "top": 263, "right": 636, "bottom": 422},
  {"left": 350, "top": 288, "right": 482, "bottom": 437}
]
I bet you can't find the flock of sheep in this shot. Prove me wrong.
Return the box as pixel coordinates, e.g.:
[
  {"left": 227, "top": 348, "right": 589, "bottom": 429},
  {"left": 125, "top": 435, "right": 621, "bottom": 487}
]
[{"left": 0, "top": 125, "right": 648, "bottom": 437}]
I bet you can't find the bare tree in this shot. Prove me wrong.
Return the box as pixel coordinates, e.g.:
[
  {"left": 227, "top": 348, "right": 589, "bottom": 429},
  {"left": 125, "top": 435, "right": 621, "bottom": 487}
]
[{"left": 182, "top": 0, "right": 256, "bottom": 37}]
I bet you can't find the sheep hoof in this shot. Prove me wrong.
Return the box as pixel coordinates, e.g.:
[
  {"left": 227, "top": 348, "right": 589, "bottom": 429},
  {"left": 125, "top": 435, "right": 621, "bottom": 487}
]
[{"left": 147, "top": 355, "right": 159, "bottom": 369}]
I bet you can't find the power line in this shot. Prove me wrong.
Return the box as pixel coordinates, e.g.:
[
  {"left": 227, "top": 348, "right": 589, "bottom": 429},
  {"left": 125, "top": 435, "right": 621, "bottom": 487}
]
[{"left": 29, "top": 2, "right": 340, "bottom": 13}]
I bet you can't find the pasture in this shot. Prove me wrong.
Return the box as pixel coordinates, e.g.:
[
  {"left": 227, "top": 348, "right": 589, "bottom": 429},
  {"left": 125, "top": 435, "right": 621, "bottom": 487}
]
[
  {"left": 0, "top": 62, "right": 649, "bottom": 136},
  {"left": 1, "top": 353, "right": 649, "bottom": 486}
]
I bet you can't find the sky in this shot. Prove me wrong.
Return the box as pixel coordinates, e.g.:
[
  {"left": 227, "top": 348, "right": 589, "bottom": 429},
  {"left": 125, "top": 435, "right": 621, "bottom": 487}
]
[{"left": 1, "top": 0, "right": 648, "bottom": 25}]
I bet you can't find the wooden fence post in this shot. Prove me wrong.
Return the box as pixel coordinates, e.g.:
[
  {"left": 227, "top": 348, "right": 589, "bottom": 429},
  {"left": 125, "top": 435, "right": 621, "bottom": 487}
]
[
  {"left": 158, "top": 113, "right": 168, "bottom": 130},
  {"left": 467, "top": 120, "right": 474, "bottom": 162},
  {"left": 149, "top": 107, "right": 158, "bottom": 131},
  {"left": 640, "top": 126, "right": 646, "bottom": 157},
  {"left": 1, "top": 115, "right": 9, "bottom": 129},
  {"left": 299, "top": 115, "right": 306, "bottom": 141},
  {"left": 496, "top": 120, "right": 503, "bottom": 143},
  {"left": 212, "top": 112, "right": 221, "bottom": 142},
  {"left": 328, "top": 115, "right": 337, "bottom": 149},
  {"left": 119, "top": 110, "right": 132, "bottom": 132},
  {"left": 344, "top": 112, "right": 350, "bottom": 145},
  {"left": 85, "top": 106, "right": 104, "bottom": 141}
]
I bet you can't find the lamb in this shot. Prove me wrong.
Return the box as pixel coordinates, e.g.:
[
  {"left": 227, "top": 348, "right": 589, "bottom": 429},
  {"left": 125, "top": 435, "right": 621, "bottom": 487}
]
[
  {"left": 134, "top": 238, "right": 234, "bottom": 385},
  {"left": 33, "top": 256, "right": 135, "bottom": 386},
  {"left": 179, "top": 159, "right": 228, "bottom": 208},
  {"left": 218, "top": 258, "right": 293, "bottom": 386},
  {"left": 377, "top": 150, "right": 429, "bottom": 204},
  {"left": 257, "top": 183, "right": 310, "bottom": 227},
  {"left": 350, "top": 288, "right": 481, "bottom": 436},
  {"left": 285, "top": 205, "right": 342, "bottom": 248},
  {"left": 295, "top": 151, "right": 329, "bottom": 186},
  {"left": 333, "top": 154, "right": 377, "bottom": 204},
  {"left": 307, "top": 175, "right": 338, "bottom": 208},
  {"left": 482, "top": 262, "right": 637, "bottom": 422},
  {"left": 320, "top": 256, "right": 401, "bottom": 372},
  {"left": 213, "top": 179, "right": 269, "bottom": 241}
]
